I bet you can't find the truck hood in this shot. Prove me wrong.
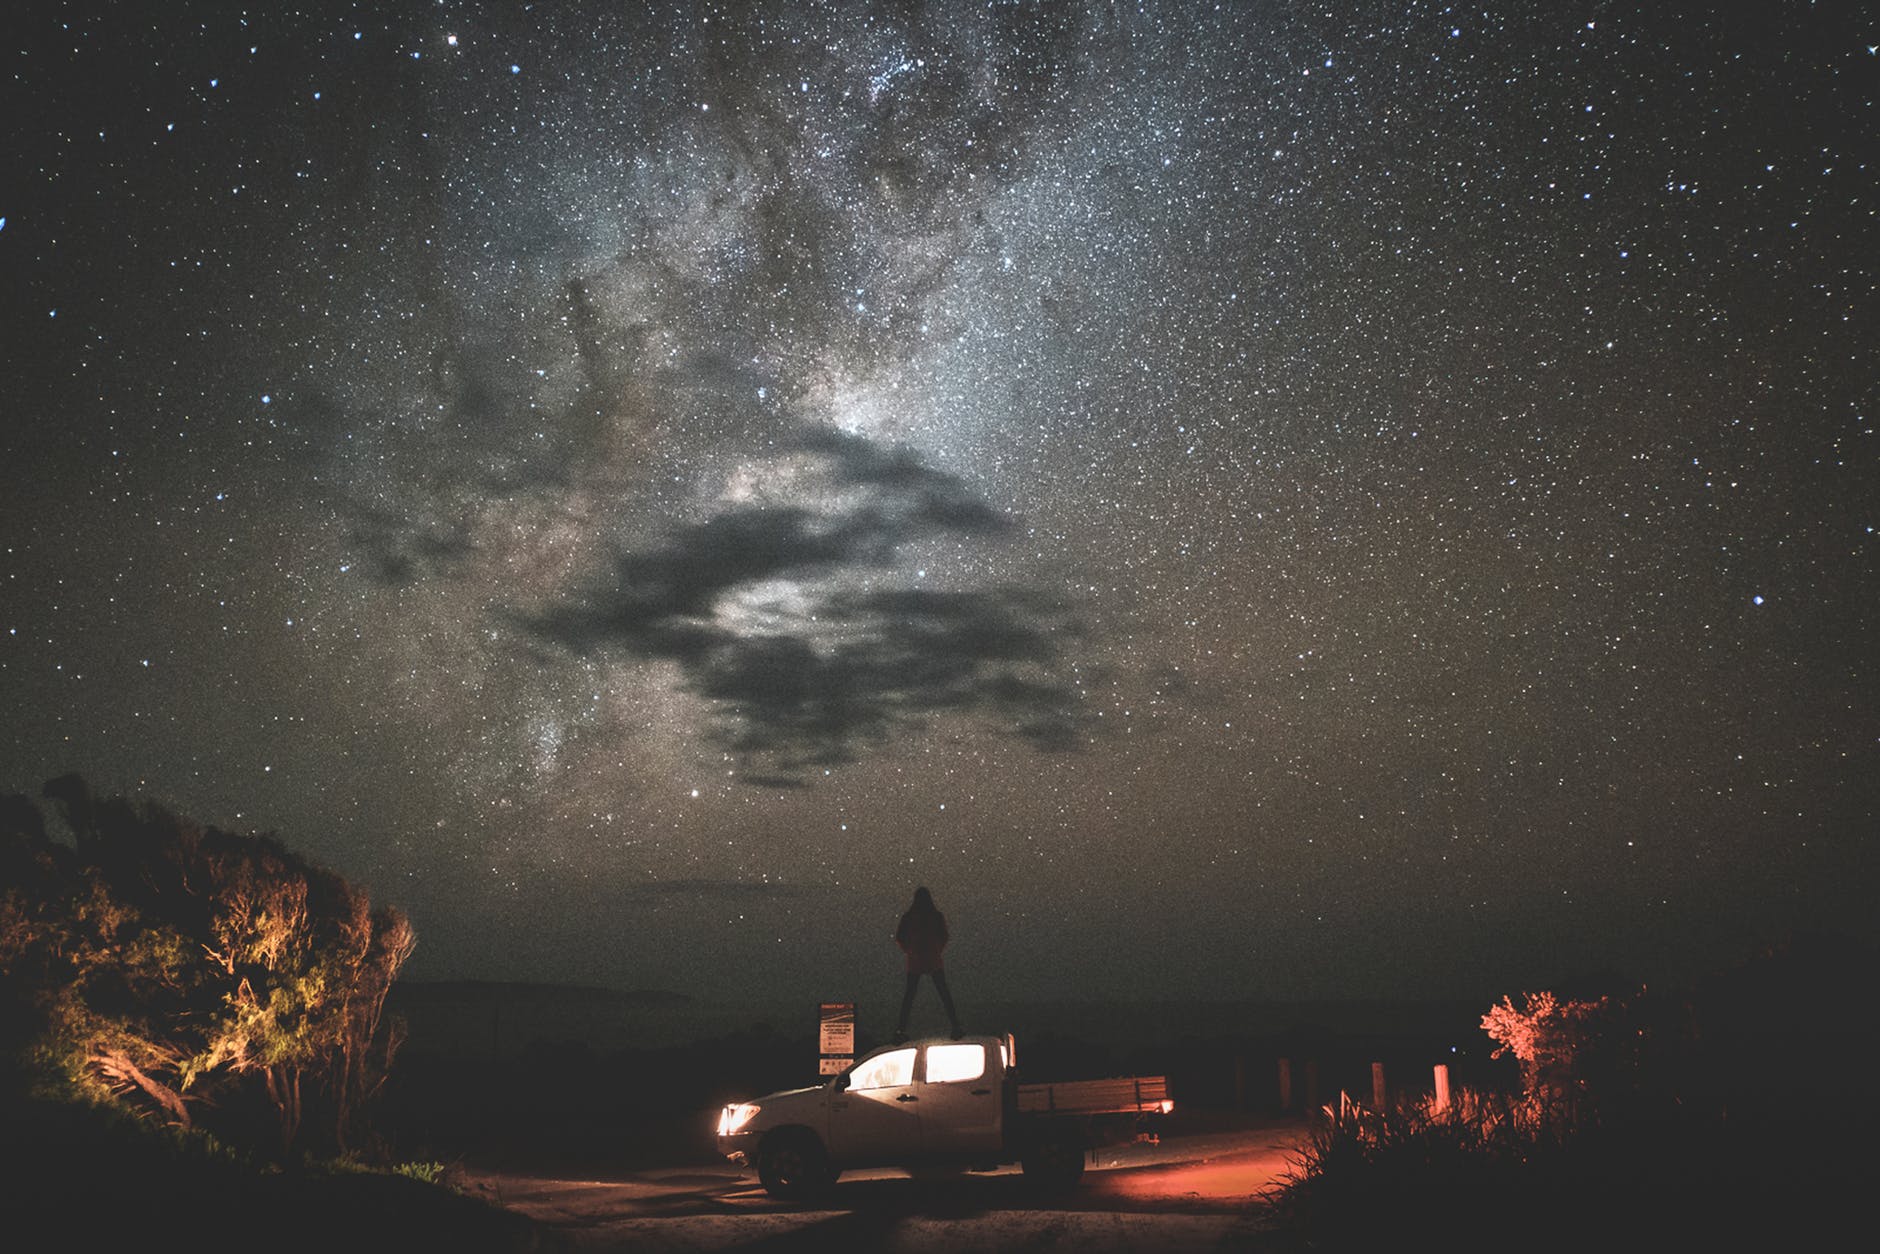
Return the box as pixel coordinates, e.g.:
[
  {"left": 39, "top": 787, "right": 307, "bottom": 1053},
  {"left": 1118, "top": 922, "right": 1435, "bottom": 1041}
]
[{"left": 755, "top": 1084, "right": 824, "bottom": 1104}]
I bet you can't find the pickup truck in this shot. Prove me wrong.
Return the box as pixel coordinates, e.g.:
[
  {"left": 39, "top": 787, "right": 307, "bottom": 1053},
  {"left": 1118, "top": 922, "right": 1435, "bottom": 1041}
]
[{"left": 715, "top": 1033, "right": 1172, "bottom": 1198}]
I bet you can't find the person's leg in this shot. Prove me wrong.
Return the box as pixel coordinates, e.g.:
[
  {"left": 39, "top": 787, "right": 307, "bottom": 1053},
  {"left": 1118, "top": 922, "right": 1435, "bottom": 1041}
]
[
  {"left": 931, "top": 969, "right": 962, "bottom": 1037},
  {"left": 895, "top": 972, "right": 919, "bottom": 1040}
]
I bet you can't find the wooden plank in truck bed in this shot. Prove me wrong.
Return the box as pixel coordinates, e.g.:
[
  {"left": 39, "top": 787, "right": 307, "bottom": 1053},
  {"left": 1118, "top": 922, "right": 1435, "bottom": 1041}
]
[{"left": 1014, "top": 1074, "right": 1170, "bottom": 1115}]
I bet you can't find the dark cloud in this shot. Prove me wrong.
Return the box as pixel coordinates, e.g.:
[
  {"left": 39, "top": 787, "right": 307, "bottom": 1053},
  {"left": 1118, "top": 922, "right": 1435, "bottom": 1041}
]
[
  {"left": 799, "top": 427, "right": 1011, "bottom": 534},
  {"left": 528, "top": 432, "right": 1088, "bottom": 780},
  {"left": 344, "top": 503, "right": 477, "bottom": 587},
  {"left": 689, "top": 584, "right": 1085, "bottom": 769}
]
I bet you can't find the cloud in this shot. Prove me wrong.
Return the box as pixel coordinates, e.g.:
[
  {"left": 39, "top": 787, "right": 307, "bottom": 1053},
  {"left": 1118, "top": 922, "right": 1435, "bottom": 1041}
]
[
  {"left": 527, "top": 431, "right": 1088, "bottom": 780},
  {"left": 344, "top": 503, "right": 478, "bottom": 587}
]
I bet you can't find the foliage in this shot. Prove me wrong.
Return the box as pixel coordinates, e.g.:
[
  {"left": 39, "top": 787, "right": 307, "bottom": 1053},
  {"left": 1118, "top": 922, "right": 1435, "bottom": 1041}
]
[
  {"left": 1271, "top": 1085, "right": 1562, "bottom": 1242},
  {"left": 314, "top": 1149, "right": 448, "bottom": 1185},
  {"left": 1267, "top": 970, "right": 1862, "bottom": 1249},
  {"left": 1268, "top": 1078, "right": 1733, "bottom": 1251},
  {"left": 0, "top": 776, "right": 415, "bottom": 1161},
  {"left": 1479, "top": 989, "right": 1615, "bottom": 1111},
  {"left": 391, "top": 1158, "right": 450, "bottom": 1185}
]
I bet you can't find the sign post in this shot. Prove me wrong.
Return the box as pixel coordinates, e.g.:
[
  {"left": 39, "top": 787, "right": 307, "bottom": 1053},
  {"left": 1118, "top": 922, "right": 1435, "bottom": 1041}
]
[{"left": 818, "top": 1001, "right": 855, "bottom": 1076}]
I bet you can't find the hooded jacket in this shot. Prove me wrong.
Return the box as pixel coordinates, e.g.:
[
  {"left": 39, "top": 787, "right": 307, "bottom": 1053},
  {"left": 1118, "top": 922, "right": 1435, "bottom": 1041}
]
[{"left": 895, "top": 895, "right": 949, "bottom": 975}]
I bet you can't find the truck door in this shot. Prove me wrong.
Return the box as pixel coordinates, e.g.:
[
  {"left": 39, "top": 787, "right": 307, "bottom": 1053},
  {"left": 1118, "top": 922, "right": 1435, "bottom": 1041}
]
[
  {"left": 826, "top": 1045, "right": 922, "bottom": 1164},
  {"left": 916, "top": 1041, "right": 1002, "bottom": 1155}
]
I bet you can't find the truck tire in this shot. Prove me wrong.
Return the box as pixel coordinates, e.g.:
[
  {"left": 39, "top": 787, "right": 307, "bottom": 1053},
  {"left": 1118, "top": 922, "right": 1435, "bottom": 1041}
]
[
  {"left": 1020, "top": 1129, "right": 1086, "bottom": 1192},
  {"left": 756, "top": 1129, "right": 835, "bottom": 1201}
]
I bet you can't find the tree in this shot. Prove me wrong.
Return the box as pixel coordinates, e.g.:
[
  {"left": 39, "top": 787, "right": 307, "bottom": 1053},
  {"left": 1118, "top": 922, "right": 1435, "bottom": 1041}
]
[
  {"left": 1480, "top": 986, "right": 1650, "bottom": 1127},
  {"left": 0, "top": 777, "right": 415, "bottom": 1159}
]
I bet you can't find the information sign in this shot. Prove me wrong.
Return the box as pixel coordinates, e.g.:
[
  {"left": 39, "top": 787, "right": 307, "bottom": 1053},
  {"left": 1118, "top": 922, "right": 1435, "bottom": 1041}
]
[{"left": 818, "top": 1001, "right": 855, "bottom": 1076}]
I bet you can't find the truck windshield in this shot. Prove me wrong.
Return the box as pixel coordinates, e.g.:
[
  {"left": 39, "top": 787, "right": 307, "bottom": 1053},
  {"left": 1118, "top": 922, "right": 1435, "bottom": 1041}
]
[{"left": 847, "top": 1047, "right": 916, "bottom": 1090}]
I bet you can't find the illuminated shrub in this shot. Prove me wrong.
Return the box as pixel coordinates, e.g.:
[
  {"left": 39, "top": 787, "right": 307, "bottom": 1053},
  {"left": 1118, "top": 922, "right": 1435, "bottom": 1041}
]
[{"left": 0, "top": 777, "right": 415, "bottom": 1160}]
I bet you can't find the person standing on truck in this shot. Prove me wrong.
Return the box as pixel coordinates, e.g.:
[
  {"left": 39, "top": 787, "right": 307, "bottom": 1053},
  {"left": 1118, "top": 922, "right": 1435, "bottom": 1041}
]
[{"left": 893, "top": 885, "right": 963, "bottom": 1042}]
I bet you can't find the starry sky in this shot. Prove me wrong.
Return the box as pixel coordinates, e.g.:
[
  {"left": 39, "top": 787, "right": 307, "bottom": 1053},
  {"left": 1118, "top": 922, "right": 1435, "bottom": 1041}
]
[{"left": 4, "top": 0, "right": 1874, "bottom": 1017}]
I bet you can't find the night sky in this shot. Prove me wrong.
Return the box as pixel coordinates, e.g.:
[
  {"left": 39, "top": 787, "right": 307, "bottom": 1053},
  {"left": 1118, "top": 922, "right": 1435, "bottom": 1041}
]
[{"left": 4, "top": 1, "right": 1873, "bottom": 1016}]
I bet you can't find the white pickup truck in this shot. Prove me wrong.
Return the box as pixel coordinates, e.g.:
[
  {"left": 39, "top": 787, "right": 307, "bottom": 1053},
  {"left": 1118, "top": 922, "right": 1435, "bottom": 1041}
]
[{"left": 715, "top": 1033, "right": 1172, "bottom": 1198}]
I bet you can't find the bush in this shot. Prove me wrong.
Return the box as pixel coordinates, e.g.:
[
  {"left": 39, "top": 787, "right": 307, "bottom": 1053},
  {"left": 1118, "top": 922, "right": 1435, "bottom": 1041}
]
[
  {"left": 1, "top": 777, "right": 415, "bottom": 1161},
  {"left": 1267, "top": 966, "right": 1865, "bottom": 1250}
]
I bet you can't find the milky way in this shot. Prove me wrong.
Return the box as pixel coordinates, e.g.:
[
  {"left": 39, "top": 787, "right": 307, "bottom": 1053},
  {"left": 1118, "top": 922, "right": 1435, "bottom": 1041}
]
[{"left": 4, "top": 0, "right": 1873, "bottom": 1017}]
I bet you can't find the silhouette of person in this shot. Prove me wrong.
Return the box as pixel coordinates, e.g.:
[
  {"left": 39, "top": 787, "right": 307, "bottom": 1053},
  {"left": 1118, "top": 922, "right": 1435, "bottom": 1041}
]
[{"left": 894, "top": 886, "right": 962, "bottom": 1041}]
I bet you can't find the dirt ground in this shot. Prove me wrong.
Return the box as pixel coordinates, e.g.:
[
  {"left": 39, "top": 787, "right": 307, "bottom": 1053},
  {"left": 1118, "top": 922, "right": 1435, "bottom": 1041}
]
[{"left": 459, "top": 1114, "right": 1312, "bottom": 1253}]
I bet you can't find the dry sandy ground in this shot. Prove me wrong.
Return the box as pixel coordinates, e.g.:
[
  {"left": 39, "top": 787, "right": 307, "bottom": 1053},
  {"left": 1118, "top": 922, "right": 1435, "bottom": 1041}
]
[{"left": 460, "top": 1117, "right": 1310, "bottom": 1253}]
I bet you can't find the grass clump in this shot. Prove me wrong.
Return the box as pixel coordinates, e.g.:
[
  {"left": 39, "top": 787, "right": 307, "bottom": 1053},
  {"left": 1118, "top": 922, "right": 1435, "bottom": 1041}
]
[{"left": 390, "top": 1158, "right": 450, "bottom": 1185}]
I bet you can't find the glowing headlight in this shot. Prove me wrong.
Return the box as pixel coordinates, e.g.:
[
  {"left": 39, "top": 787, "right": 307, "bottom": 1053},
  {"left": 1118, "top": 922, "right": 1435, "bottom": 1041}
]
[{"left": 717, "top": 1102, "right": 761, "bottom": 1135}]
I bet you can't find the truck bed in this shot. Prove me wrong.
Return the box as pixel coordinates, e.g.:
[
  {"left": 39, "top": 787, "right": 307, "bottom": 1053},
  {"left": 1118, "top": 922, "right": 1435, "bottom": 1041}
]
[{"left": 1014, "top": 1074, "right": 1170, "bottom": 1116}]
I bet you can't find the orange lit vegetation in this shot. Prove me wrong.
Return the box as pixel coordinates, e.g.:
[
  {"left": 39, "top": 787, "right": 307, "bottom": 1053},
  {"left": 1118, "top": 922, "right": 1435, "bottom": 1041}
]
[
  {"left": 1264, "top": 973, "right": 1836, "bottom": 1247},
  {"left": 0, "top": 776, "right": 414, "bottom": 1162},
  {"left": 0, "top": 779, "right": 542, "bottom": 1250}
]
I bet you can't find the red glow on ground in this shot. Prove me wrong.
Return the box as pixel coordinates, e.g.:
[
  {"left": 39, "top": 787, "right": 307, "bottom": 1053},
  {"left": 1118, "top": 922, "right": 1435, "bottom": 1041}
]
[{"left": 1101, "top": 1155, "right": 1282, "bottom": 1202}]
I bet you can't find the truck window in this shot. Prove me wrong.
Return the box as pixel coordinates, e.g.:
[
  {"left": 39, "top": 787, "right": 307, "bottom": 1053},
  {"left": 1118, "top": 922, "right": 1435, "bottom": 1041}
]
[
  {"left": 924, "top": 1043, "right": 985, "bottom": 1084},
  {"left": 847, "top": 1047, "right": 916, "bottom": 1091}
]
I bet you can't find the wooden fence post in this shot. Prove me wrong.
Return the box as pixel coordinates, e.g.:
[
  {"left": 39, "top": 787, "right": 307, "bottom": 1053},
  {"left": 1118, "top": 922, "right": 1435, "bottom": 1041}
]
[
  {"left": 1277, "top": 1057, "right": 1293, "bottom": 1112},
  {"left": 1371, "top": 1061, "right": 1387, "bottom": 1111},
  {"left": 1433, "top": 1063, "right": 1451, "bottom": 1113}
]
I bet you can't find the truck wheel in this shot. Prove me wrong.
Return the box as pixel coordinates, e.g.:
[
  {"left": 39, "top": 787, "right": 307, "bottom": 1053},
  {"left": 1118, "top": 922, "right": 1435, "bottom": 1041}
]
[
  {"left": 757, "top": 1129, "right": 835, "bottom": 1201},
  {"left": 1021, "top": 1131, "right": 1086, "bottom": 1192}
]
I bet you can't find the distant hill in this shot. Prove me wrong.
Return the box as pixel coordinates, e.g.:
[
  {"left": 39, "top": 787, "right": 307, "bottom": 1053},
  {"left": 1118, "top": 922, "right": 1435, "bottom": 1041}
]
[
  {"left": 381, "top": 979, "right": 1501, "bottom": 1067},
  {"left": 385, "top": 980, "right": 707, "bottom": 1058},
  {"left": 388, "top": 980, "right": 693, "bottom": 1008}
]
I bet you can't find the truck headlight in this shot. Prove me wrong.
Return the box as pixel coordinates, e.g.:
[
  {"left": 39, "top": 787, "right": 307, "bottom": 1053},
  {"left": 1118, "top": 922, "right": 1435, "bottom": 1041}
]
[{"left": 717, "top": 1102, "right": 761, "bottom": 1135}]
